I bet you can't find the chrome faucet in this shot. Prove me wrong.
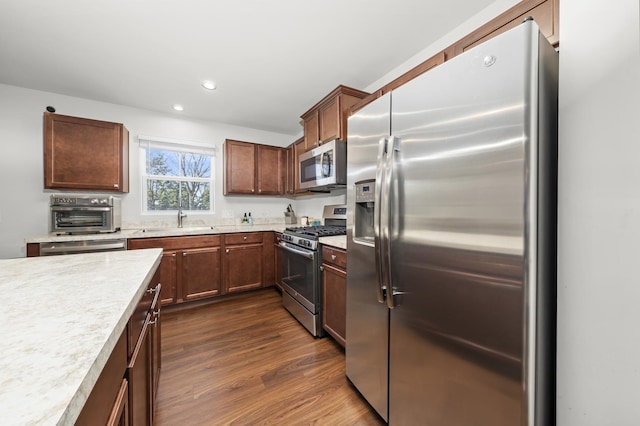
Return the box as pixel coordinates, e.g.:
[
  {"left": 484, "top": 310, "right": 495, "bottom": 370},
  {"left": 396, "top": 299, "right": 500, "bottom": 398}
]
[{"left": 178, "top": 205, "right": 187, "bottom": 228}]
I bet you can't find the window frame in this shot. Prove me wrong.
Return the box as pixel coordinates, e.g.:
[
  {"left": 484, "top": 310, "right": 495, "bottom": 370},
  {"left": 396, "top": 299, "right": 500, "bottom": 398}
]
[{"left": 138, "top": 135, "right": 216, "bottom": 215}]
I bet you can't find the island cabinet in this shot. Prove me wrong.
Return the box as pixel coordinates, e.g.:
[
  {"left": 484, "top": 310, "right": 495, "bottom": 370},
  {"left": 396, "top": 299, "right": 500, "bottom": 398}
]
[
  {"left": 321, "top": 245, "right": 347, "bottom": 347},
  {"left": 43, "top": 112, "right": 129, "bottom": 192},
  {"left": 76, "top": 268, "right": 161, "bottom": 426},
  {"left": 223, "top": 139, "right": 285, "bottom": 195},
  {"left": 300, "top": 85, "right": 369, "bottom": 151},
  {"left": 127, "top": 235, "right": 222, "bottom": 305}
]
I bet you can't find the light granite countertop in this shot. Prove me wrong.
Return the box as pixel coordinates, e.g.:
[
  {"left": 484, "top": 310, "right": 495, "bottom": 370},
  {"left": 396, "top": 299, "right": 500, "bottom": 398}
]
[
  {"left": 319, "top": 235, "right": 347, "bottom": 250},
  {"left": 0, "top": 248, "right": 162, "bottom": 426},
  {"left": 25, "top": 224, "right": 289, "bottom": 244}
]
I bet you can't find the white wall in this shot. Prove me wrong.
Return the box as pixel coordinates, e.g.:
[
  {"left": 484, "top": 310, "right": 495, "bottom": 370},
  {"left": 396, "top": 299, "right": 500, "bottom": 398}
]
[
  {"left": 0, "top": 84, "right": 310, "bottom": 258},
  {"left": 556, "top": 1, "right": 640, "bottom": 424}
]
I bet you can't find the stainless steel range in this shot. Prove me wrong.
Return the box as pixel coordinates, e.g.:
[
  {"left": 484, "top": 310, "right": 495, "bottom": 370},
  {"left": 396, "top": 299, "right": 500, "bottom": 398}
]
[{"left": 280, "top": 204, "right": 346, "bottom": 336}]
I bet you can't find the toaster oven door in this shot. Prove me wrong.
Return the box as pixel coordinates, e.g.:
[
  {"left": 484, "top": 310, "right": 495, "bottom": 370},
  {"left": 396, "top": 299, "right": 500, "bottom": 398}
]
[{"left": 50, "top": 206, "right": 114, "bottom": 233}]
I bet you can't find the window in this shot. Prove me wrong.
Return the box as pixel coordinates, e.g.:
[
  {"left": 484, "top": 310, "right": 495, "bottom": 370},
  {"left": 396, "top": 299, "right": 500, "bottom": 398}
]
[{"left": 139, "top": 136, "right": 215, "bottom": 213}]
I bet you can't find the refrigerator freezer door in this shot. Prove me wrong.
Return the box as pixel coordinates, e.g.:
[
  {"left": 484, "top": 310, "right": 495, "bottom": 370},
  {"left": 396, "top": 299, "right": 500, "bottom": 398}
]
[
  {"left": 346, "top": 92, "right": 391, "bottom": 422},
  {"left": 388, "top": 23, "right": 537, "bottom": 425}
]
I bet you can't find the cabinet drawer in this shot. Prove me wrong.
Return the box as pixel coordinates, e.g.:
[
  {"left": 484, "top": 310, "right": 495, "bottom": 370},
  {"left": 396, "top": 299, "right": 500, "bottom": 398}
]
[
  {"left": 128, "top": 235, "right": 221, "bottom": 251},
  {"left": 224, "top": 232, "right": 264, "bottom": 245},
  {"left": 322, "top": 246, "right": 346, "bottom": 269}
]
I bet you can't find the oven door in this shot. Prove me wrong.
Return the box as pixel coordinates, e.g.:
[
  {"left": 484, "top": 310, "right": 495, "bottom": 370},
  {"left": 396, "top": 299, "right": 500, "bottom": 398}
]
[{"left": 279, "top": 241, "right": 319, "bottom": 313}]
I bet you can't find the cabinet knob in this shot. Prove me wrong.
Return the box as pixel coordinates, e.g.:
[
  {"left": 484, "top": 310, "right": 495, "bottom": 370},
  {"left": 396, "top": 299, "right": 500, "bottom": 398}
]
[
  {"left": 183, "top": 252, "right": 187, "bottom": 257},
  {"left": 226, "top": 248, "right": 230, "bottom": 253},
  {"left": 331, "top": 254, "right": 337, "bottom": 260},
  {"left": 243, "top": 236, "right": 247, "bottom": 240},
  {"left": 113, "top": 184, "right": 119, "bottom": 188},
  {"left": 252, "top": 188, "right": 255, "bottom": 193},
  {"left": 172, "top": 253, "right": 177, "bottom": 258},
  {"left": 259, "top": 189, "right": 262, "bottom": 193},
  {"left": 320, "top": 266, "right": 324, "bottom": 271}
]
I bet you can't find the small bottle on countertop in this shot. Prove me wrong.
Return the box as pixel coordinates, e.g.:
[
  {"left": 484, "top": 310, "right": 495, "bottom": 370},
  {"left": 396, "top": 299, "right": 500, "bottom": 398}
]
[
  {"left": 248, "top": 212, "right": 253, "bottom": 225},
  {"left": 242, "top": 213, "right": 248, "bottom": 223}
]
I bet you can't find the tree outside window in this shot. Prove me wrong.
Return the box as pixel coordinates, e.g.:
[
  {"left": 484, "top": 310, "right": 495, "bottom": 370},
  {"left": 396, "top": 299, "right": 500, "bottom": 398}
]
[{"left": 141, "top": 141, "right": 214, "bottom": 213}]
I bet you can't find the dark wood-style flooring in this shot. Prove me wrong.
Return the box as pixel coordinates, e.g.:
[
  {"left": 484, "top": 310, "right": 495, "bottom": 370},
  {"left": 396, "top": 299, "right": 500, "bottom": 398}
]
[{"left": 154, "top": 288, "right": 385, "bottom": 425}]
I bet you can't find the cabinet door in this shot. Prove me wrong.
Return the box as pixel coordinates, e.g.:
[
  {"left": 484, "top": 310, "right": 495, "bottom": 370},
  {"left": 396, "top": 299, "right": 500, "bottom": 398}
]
[
  {"left": 159, "top": 251, "right": 178, "bottom": 305},
  {"left": 128, "top": 316, "right": 152, "bottom": 426},
  {"left": 182, "top": 246, "right": 222, "bottom": 300},
  {"left": 224, "top": 139, "right": 256, "bottom": 194},
  {"left": 106, "top": 379, "right": 129, "bottom": 426},
  {"left": 322, "top": 263, "right": 347, "bottom": 347},
  {"left": 43, "top": 113, "right": 129, "bottom": 192},
  {"left": 224, "top": 244, "right": 263, "bottom": 293},
  {"left": 256, "top": 145, "right": 284, "bottom": 195},
  {"left": 319, "top": 96, "right": 340, "bottom": 143},
  {"left": 303, "top": 112, "right": 319, "bottom": 151}
]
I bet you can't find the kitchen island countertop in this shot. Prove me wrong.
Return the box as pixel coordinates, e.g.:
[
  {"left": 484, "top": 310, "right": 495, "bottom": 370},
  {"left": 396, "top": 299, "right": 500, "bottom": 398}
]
[{"left": 0, "top": 248, "right": 162, "bottom": 426}]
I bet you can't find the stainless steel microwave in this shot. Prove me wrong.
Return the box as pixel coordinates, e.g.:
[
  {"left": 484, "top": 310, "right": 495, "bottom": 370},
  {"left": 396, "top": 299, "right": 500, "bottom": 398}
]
[
  {"left": 50, "top": 195, "right": 122, "bottom": 234},
  {"left": 298, "top": 139, "right": 347, "bottom": 191}
]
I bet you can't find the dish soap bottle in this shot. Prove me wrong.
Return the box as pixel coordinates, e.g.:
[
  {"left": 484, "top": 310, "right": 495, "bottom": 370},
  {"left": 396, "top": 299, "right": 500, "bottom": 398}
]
[
  {"left": 242, "top": 213, "right": 248, "bottom": 224},
  {"left": 248, "top": 212, "right": 253, "bottom": 225}
]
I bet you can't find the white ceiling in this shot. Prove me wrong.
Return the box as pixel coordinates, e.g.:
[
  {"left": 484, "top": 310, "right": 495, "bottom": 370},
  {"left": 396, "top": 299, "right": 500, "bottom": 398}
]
[{"left": 0, "top": 0, "right": 495, "bottom": 135}]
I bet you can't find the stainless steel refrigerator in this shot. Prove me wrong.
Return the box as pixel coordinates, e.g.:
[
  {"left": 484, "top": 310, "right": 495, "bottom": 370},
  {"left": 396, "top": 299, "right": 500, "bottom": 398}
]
[{"left": 345, "top": 20, "right": 557, "bottom": 425}]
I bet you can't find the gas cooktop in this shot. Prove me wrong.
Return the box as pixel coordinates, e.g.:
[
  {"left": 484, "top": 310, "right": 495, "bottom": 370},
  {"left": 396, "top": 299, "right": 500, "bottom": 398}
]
[{"left": 284, "top": 225, "right": 346, "bottom": 239}]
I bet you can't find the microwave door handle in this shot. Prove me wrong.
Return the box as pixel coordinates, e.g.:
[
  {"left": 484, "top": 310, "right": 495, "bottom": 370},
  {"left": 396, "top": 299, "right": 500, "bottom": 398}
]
[
  {"left": 322, "top": 152, "right": 331, "bottom": 178},
  {"left": 374, "top": 137, "right": 388, "bottom": 304}
]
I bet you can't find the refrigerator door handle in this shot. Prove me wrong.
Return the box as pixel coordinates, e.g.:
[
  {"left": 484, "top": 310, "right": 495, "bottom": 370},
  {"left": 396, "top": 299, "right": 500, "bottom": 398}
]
[
  {"left": 384, "top": 136, "right": 399, "bottom": 309},
  {"left": 374, "top": 137, "right": 388, "bottom": 303}
]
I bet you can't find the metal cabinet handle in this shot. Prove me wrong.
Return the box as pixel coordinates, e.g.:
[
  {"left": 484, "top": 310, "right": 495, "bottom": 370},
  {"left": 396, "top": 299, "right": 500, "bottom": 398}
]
[
  {"left": 113, "top": 184, "right": 119, "bottom": 188},
  {"left": 183, "top": 252, "right": 187, "bottom": 257},
  {"left": 148, "top": 310, "right": 160, "bottom": 325},
  {"left": 226, "top": 248, "right": 230, "bottom": 253},
  {"left": 320, "top": 265, "right": 324, "bottom": 272},
  {"left": 243, "top": 236, "right": 247, "bottom": 240},
  {"left": 172, "top": 253, "right": 176, "bottom": 258}
]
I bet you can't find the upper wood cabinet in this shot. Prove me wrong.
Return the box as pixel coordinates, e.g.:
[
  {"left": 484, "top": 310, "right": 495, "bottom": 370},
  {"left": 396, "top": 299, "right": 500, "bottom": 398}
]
[
  {"left": 223, "top": 139, "right": 285, "bottom": 195},
  {"left": 300, "top": 85, "right": 369, "bottom": 151},
  {"left": 349, "top": 0, "right": 559, "bottom": 114},
  {"left": 43, "top": 113, "right": 129, "bottom": 192},
  {"left": 451, "top": 0, "right": 559, "bottom": 55}
]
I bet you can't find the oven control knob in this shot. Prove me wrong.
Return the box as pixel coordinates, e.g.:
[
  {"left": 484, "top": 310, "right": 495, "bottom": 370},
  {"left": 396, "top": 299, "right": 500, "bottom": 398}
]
[
  {"left": 100, "top": 199, "right": 108, "bottom": 204},
  {"left": 90, "top": 198, "right": 99, "bottom": 204}
]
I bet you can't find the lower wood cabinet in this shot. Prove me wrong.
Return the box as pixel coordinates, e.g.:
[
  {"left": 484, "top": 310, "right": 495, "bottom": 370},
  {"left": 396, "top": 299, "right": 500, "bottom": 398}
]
[
  {"left": 128, "top": 232, "right": 276, "bottom": 306},
  {"left": 321, "top": 245, "right": 347, "bottom": 347},
  {"left": 182, "top": 246, "right": 222, "bottom": 300},
  {"left": 223, "top": 233, "right": 264, "bottom": 293},
  {"left": 128, "top": 235, "right": 222, "bottom": 305}
]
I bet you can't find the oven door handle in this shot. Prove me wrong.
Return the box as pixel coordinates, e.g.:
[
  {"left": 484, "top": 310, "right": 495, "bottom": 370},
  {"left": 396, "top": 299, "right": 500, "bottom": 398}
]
[
  {"left": 51, "top": 206, "right": 112, "bottom": 212},
  {"left": 278, "top": 242, "right": 315, "bottom": 260}
]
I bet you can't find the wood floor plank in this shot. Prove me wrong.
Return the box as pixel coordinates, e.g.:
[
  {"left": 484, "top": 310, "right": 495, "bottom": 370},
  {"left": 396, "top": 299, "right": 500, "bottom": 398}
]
[{"left": 154, "top": 288, "right": 385, "bottom": 425}]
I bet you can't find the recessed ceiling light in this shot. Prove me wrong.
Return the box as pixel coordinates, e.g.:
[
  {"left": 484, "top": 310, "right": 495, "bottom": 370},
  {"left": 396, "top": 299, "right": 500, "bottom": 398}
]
[
  {"left": 173, "top": 104, "right": 184, "bottom": 111},
  {"left": 202, "top": 80, "right": 216, "bottom": 90}
]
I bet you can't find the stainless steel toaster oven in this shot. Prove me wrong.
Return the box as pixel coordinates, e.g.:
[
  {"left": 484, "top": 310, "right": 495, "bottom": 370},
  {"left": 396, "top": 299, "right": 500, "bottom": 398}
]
[{"left": 50, "top": 195, "right": 121, "bottom": 234}]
